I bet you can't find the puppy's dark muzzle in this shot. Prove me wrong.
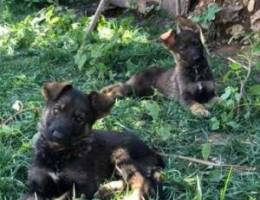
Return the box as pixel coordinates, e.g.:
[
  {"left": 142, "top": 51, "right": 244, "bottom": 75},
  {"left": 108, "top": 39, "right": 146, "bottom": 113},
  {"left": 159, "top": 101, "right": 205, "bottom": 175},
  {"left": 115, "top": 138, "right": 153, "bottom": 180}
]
[
  {"left": 52, "top": 130, "right": 64, "bottom": 141},
  {"left": 193, "top": 55, "right": 202, "bottom": 62},
  {"left": 50, "top": 126, "right": 73, "bottom": 143},
  {"left": 191, "top": 48, "right": 203, "bottom": 63}
]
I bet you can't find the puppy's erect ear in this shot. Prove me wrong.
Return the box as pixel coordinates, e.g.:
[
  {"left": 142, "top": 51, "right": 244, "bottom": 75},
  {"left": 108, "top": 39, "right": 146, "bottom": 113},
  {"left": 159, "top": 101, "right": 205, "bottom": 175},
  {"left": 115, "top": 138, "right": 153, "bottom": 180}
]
[
  {"left": 88, "top": 91, "right": 115, "bottom": 120},
  {"left": 42, "top": 82, "right": 72, "bottom": 102},
  {"left": 160, "top": 29, "right": 176, "bottom": 47},
  {"left": 176, "top": 16, "right": 200, "bottom": 34}
]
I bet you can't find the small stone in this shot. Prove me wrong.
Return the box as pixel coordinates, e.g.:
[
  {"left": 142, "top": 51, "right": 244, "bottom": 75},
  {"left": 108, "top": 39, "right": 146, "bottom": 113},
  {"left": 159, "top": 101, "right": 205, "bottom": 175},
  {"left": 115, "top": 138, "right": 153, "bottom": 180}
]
[
  {"left": 226, "top": 24, "right": 245, "bottom": 36},
  {"left": 251, "top": 10, "right": 260, "bottom": 31},
  {"left": 12, "top": 100, "right": 23, "bottom": 111},
  {"left": 247, "top": 0, "right": 255, "bottom": 12}
]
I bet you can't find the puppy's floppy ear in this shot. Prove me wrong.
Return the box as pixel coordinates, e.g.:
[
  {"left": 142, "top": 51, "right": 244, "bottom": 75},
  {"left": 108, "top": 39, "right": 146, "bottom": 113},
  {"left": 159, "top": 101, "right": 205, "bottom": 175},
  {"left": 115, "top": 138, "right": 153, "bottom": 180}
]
[
  {"left": 160, "top": 29, "right": 176, "bottom": 47},
  {"left": 42, "top": 82, "right": 72, "bottom": 102},
  {"left": 88, "top": 91, "right": 115, "bottom": 120}
]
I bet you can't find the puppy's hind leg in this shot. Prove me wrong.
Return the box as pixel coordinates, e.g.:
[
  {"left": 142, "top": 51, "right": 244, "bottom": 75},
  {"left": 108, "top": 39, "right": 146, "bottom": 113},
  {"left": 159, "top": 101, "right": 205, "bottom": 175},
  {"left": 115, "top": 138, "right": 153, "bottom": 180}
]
[{"left": 111, "top": 148, "right": 150, "bottom": 200}]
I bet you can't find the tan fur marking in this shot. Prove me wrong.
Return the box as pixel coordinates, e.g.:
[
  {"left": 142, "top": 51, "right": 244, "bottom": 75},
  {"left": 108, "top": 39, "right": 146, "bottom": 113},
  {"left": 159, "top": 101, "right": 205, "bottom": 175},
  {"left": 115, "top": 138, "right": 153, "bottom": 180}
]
[
  {"left": 95, "top": 180, "right": 125, "bottom": 198},
  {"left": 48, "top": 172, "right": 59, "bottom": 182}
]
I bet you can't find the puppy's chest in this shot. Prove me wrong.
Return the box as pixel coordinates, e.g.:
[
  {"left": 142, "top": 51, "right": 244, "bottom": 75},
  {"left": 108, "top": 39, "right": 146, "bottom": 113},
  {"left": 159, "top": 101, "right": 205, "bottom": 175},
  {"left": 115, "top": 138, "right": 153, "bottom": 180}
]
[
  {"left": 187, "top": 80, "right": 215, "bottom": 102},
  {"left": 37, "top": 143, "right": 112, "bottom": 181},
  {"left": 188, "top": 81, "right": 210, "bottom": 92},
  {"left": 40, "top": 151, "right": 97, "bottom": 186},
  {"left": 181, "top": 67, "right": 214, "bottom": 94},
  {"left": 36, "top": 143, "right": 93, "bottom": 173}
]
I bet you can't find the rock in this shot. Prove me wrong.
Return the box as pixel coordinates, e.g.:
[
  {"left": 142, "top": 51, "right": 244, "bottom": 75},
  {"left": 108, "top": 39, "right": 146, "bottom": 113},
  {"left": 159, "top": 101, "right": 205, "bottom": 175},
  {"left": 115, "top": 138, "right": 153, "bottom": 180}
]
[
  {"left": 243, "top": 0, "right": 249, "bottom": 6},
  {"left": 226, "top": 24, "right": 245, "bottom": 37},
  {"left": 247, "top": 0, "right": 255, "bottom": 12},
  {"left": 110, "top": 0, "right": 191, "bottom": 16},
  {"left": 251, "top": 9, "right": 260, "bottom": 31},
  {"left": 216, "top": 3, "right": 244, "bottom": 24}
]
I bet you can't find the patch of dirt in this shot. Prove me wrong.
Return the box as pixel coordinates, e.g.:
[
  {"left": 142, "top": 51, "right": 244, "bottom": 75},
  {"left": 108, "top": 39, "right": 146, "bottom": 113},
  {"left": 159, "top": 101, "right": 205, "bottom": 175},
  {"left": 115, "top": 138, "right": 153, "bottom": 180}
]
[{"left": 212, "top": 43, "right": 242, "bottom": 57}]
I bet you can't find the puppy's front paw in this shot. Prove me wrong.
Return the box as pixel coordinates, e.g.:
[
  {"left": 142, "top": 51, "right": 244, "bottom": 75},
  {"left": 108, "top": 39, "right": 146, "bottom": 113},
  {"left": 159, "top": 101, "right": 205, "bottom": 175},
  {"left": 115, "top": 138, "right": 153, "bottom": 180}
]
[{"left": 190, "top": 102, "right": 211, "bottom": 117}]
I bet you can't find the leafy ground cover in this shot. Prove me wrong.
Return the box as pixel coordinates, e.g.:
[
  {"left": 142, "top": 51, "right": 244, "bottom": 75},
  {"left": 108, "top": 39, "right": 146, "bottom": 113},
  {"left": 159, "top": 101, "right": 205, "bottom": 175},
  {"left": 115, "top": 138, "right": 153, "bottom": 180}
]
[{"left": 0, "top": 2, "right": 259, "bottom": 199}]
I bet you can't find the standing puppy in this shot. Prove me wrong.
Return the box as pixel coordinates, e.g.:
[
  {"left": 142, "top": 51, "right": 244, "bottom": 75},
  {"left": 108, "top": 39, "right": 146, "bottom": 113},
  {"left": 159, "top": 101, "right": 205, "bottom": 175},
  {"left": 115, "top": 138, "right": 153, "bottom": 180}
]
[
  {"left": 23, "top": 82, "right": 164, "bottom": 200},
  {"left": 101, "top": 17, "right": 217, "bottom": 117}
]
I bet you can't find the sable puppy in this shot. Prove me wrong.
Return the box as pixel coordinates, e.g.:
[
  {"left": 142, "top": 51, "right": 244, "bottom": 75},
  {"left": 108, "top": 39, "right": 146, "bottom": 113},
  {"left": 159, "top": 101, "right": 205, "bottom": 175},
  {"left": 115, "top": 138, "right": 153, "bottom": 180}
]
[
  {"left": 101, "top": 17, "right": 217, "bottom": 117},
  {"left": 23, "top": 82, "right": 164, "bottom": 200}
]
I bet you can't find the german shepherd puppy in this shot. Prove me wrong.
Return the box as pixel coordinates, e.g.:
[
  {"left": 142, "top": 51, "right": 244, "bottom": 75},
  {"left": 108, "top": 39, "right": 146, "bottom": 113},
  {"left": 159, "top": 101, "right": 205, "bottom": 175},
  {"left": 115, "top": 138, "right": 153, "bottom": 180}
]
[
  {"left": 23, "top": 82, "right": 164, "bottom": 200},
  {"left": 101, "top": 17, "right": 217, "bottom": 117}
]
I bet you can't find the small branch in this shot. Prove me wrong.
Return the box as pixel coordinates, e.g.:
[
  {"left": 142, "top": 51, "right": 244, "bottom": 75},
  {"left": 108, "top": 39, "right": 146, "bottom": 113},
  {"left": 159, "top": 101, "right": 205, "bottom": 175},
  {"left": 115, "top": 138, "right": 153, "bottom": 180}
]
[
  {"left": 85, "top": 0, "right": 109, "bottom": 38},
  {"left": 237, "top": 61, "right": 252, "bottom": 117},
  {"left": 227, "top": 56, "right": 252, "bottom": 117},
  {"left": 78, "top": 0, "right": 109, "bottom": 54},
  {"left": 176, "top": 0, "right": 181, "bottom": 16},
  {"left": 227, "top": 57, "right": 248, "bottom": 70}
]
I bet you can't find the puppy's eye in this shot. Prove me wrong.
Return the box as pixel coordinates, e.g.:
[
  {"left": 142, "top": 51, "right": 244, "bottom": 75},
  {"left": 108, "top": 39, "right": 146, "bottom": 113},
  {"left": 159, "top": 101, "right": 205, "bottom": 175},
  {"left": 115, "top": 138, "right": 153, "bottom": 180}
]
[
  {"left": 76, "top": 116, "right": 83, "bottom": 123},
  {"left": 53, "top": 104, "right": 64, "bottom": 115},
  {"left": 74, "top": 113, "right": 85, "bottom": 123},
  {"left": 179, "top": 45, "right": 186, "bottom": 50},
  {"left": 53, "top": 107, "right": 61, "bottom": 115}
]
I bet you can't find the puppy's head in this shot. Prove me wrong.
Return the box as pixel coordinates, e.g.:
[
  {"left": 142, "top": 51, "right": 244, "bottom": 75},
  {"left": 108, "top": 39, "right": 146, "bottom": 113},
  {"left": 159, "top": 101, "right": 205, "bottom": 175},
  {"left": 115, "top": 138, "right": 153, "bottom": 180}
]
[
  {"left": 160, "top": 17, "right": 205, "bottom": 65},
  {"left": 40, "top": 82, "right": 114, "bottom": 145}
]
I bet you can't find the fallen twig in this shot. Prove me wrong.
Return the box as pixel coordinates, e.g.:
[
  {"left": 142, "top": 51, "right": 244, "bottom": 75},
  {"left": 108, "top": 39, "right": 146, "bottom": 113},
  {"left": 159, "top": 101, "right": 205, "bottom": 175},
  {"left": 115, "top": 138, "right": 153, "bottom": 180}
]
[
  {"left": 175, "top": 155, "right": 257, "bottom": 172},
  {"left": 159, "top": 153, "right": 257, "bottom": 172}
]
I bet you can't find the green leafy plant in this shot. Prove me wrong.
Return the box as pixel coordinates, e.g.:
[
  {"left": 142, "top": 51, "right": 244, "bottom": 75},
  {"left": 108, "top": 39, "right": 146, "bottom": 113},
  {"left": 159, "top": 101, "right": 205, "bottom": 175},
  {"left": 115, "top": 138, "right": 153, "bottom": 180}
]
[
  {"left": 201, "top": 143, "right": 211, "bottom": 160},
  {"left": 220, "top": 167, "right": 233, "bottom": 200},
  {"left": 192, "top": 3, "right": 221, "bottom": 29},
  {"left": 143, "top": 100, "right": 160, "bottom": 121},
  {"left": 209, "top": 35, "right": 260, "bottom": 131},
  {"left": 194, "top": 175, "right": 202, "bottom": 200}
]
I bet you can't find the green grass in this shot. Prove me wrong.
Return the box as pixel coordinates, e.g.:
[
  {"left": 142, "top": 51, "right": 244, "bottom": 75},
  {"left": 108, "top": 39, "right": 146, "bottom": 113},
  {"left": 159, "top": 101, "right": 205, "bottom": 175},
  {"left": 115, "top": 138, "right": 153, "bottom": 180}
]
[{"left": 0, "top": 3, "right": 260, "bottom": 200}]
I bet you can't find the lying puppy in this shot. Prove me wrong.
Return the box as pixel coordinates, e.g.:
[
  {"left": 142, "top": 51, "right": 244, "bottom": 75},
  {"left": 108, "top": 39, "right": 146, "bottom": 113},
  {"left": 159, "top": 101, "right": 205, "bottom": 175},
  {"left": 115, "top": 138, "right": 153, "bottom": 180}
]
[
  {"left": 23, "top": 82, "right": 164, "bottom": 200},
  {"left": 101, "top": 17, "right": 218, "bottom": 117}
]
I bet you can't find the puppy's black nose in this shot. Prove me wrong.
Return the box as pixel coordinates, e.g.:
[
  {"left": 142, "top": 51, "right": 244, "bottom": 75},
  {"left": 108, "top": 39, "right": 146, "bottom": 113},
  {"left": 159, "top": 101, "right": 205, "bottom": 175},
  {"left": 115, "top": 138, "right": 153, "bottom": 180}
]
[
  {"left": 52, "top": 130, "right": 63, "bottom": 140},
  {"left": 194, "top": 55, "right": 201, "bottom": 61},
  {"left": 191, "top": 49, "right": 203, "bottom": 62}
]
